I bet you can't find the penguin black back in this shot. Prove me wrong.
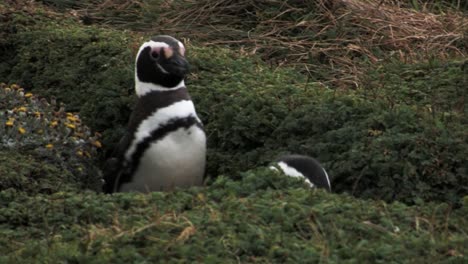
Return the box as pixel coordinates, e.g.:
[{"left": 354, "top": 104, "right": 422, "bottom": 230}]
[{"left": 273, "top": 154, "right": 331, "bottom": 191}]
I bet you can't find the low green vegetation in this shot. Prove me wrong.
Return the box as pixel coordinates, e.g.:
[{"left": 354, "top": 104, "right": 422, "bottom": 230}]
[
  {"left": 362, "top": 59, "right": 468, "bottom": 115},
  {"left": 0, "top": 0, "right": 467, "bottom": 262},
  {"left": 1, "top": 171, "right": 467, "bottom": 262},
  {"left": 190, "top": 47, "right": 467, "bottom": 205},
  {"left": 1, "top": 5, "right": 466, "bottom": 205}
]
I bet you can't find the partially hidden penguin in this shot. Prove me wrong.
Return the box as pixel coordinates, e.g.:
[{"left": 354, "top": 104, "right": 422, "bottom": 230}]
[
  {"left": 103, "top": 35, "right": 206, "bottom": 193},
  {"left": 271, "top": 154, "right": 331, "bottom": 191}
]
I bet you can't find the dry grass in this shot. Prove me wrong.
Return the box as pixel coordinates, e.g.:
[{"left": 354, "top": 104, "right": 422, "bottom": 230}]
[{"left": 37, "top": 0, "right": 468, "bottom": 88}]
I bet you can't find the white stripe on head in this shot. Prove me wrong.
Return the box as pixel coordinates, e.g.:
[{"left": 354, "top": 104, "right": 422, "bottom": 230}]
[
  {"left": 277, "top": 161, "right": 314, "bottom": 188},
  {"left": 177, "top": 41, "right": 185, "bottom": 50},
  {"left": 135, "top": 40, "right": 170, "bottom": 61},
  {"left": 177, "top": 41, "right": 186, "bottom": 56},
  {"left": 322, "top": 168, "right": 331, "bottom": 191},
  {"left": 269, "top": 165, "right": 279, "bottom": 172},
  {"left": 125, "top": 100, "right": 201, "bottom": 161}
]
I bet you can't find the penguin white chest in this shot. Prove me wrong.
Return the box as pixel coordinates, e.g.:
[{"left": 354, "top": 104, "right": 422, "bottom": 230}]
[
  {"left": 119, "top": 100, "right": 206, "bottom": 192},
  {"left": 120, "top": 124, "right": 206, "bottom": 192}
]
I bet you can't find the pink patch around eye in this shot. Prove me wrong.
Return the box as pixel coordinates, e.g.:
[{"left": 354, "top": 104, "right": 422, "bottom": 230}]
[
  {"left": 163, "top": 47, "right": 174, "bottom": 58},
  {"left": 150, "top": 47, "right": 162, "bottom": 58}
]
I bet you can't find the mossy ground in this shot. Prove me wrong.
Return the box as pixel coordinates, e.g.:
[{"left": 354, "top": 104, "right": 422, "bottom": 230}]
[{"left": 0, "top": 1, "right": 467, "bottom": 262}]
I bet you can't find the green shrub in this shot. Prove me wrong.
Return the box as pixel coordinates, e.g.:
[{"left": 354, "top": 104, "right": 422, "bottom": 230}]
[
  {"left": 0, "top": 84, "right": 102, "bottom": 192},
  {"left": 0, "top": 3, "right": 467, "bottom": 262},
  {"left": 0, "top": 5, "right": 466, "bottom": 205},
  {"left": 362, "top": 59, "right": 468, "bottom": 118},
  {"left": 190, "top": 47, "right": 467, "bottom": 205},
  {"left": 0, "top": 8, "right": 136, "bottom": 149},
  {"left": 0, "top": 150, "right": 77, "bottom": 194},
  {"left": 0, "top": 171, "right": 467, "bottom": 262}
]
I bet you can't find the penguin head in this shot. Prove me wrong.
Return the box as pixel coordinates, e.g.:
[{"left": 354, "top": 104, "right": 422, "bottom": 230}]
[{"left": 135, "top": 35, "right": 189, "bottom": 95}]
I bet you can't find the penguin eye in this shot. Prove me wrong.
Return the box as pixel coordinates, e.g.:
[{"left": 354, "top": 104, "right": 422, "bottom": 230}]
[
  {"left": 150, "top": 47, "right": 161, "bottom": 59},
  {"left": 150, "top": 50, "right": 160, "bottom": 59}
]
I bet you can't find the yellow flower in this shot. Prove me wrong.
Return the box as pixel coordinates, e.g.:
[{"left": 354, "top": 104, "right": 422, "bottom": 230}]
[
  {"left": 77, "top": 150, "right": 84, "bottom": 156},
  {"left": 34, "top": 112, "right": 41, "bottom": 118},
  {"left": 197, "top": 193, "right": 206, "bottom": 202},
  {"left": 92, "top": 140, "right": 102, "bottom": 148},
  {"left": 50, "top": 120, "right": 58, "bottom": 127},
  {"left": 16, "top": 106, "right": 27, "bottom": 112},
  {"left": 368, "top": 129, "right": 383, "bottom": 137},
  {"left": 65, "top": 123, "right": 76, "bottom": 129},
  {"left": 66, "top": 115, "right": 79, "bottom": 122},
  {"left": 46, "top": 144, "right": 54, "bottom": 149},
  {"left": 11, "top": 84, "right": 19, "bottom": 89},
  {"left": 18, "top": 127, "right": 26, "bottom": 134},
  {"left": 66, "top": 113, "right": 73, "bottom": 117},
  {"left": 24, "top": 93, "right": 33, "bottom": 98},
  {"left": 5, "top": 118, "right": 14, "bottom": 127}
]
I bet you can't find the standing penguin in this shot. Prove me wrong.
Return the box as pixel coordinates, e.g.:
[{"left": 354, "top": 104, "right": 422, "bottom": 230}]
[
  {"left": 103, "top": 35, "right": 206, "bottom": 193},
  {"left": 271, "top": 154, "right": 331, "bottom": 192}
]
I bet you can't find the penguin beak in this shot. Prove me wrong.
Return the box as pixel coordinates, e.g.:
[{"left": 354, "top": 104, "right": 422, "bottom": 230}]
[
  {"left": 155, "top": 46, "right": 189, "bottom": 77},
  {"left": 164, "top": 54, "right": 190, "bottom": 78}
]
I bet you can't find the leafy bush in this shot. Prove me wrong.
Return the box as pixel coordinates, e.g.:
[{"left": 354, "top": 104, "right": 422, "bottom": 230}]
[
  {"left": 0, "top": 7, "right": 136, "bottom": 149},
  {"left": 190, "top": 47, "right": 468, "bottom": 205},
  {"left": 0, "top": 171, "right": 467, "bottom": 262},
  {"left": 362, "top": 59, "right": 468, "bottom": 117},
  {"left": 0, "top": 84, "right": 102, "bottom": 192},
  {"left": 0, "top": 2, "right": 467, "bottom": 262},
  {"left": 0, "top": 4, "right": 466, "bottom": 205},
  {"left": 0, "top": 150, "right": 77, "bottom": 194}
]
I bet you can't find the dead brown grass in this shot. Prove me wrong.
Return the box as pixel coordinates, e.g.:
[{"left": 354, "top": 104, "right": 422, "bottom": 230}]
[
  {"left": 149, "top": 0, "right": 467, "bottom": 88},
  {"left": 39, "top": 0, "right": 468, "bottom": 88}
]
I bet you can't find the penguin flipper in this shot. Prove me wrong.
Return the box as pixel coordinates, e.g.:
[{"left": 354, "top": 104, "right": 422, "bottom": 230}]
[
  {"left": 102, "top": 133, "right": 132, "bottom": 193},
  {"left": 102, "top": 157, "right": 121, "bottom": 193}
]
